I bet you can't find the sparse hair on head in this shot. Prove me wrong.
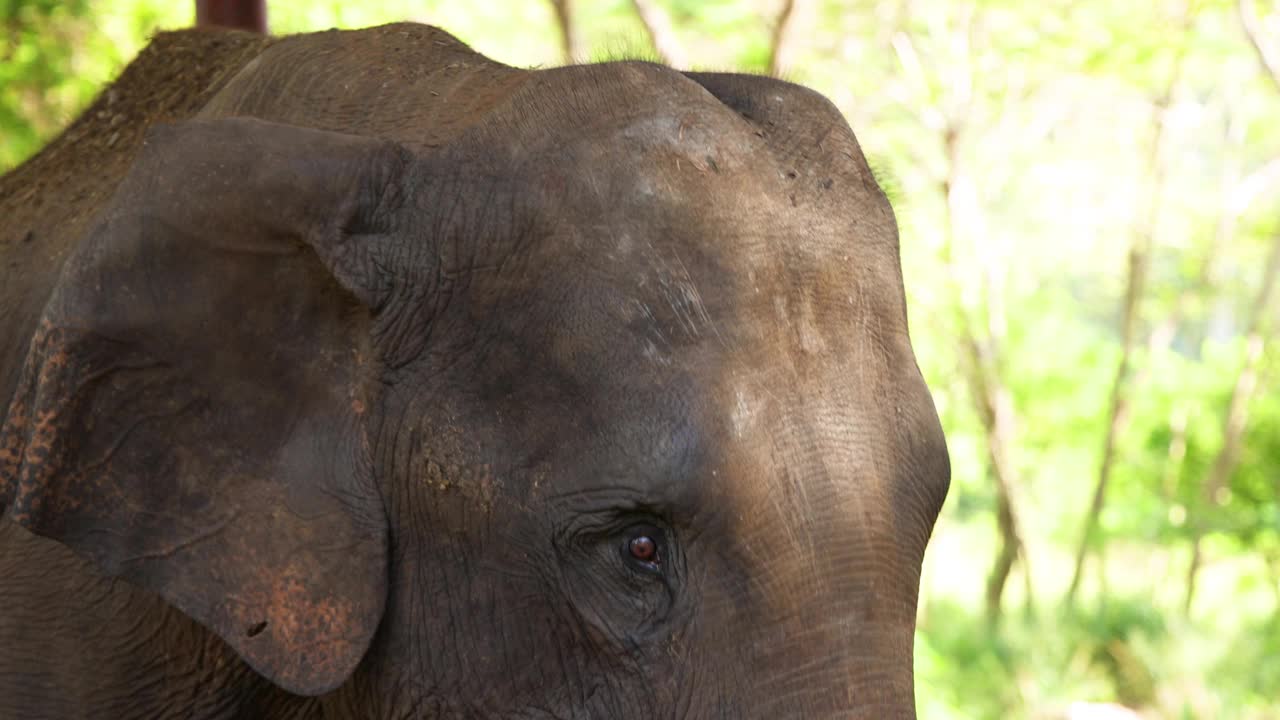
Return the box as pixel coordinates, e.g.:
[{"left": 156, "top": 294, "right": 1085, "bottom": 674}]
[{"left": 586, "top": 35, "right": 663, "bottom": 66}]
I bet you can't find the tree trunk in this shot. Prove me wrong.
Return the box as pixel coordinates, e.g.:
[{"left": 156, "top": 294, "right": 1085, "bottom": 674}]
[
  {"left": 547, "top": 0, "right": 578, "bottom": 64},
  {"left": 1185, "top": 233, "right": 1280, "bottom": 611},
  {"left": 1239, "top": 0, "right": 1280, "bottom": 94},
  {"left": 964, "top": 333, "right": 1029, "bottom": 626},
  {"left": 1184, "top": 534, "right": 1202, "bottom": 615},
  {"left": 985, "top": 463, "right": 1023, "bottom": 626},
  {"left": 895, "top": 12, "right": 1029, "bottom": 626},
  {"left": 1184, "top": 1, "right": 1280, "bottom": 612},
  {"left": 1065, "top": 51, "right": 1185, "bottom": 606},
  {"left": 767, "top": 0, "right": 799, "bottom": 76},
  {"left": 628, "top": 0, "right": 686, "bottom": 67},
  {"left": 1066, "top": 242, "right": 1147, "bottom": 605},
  {"left": 195, "top": 0, "right": 267, "bottom": 33},
  {"left": 937, "top": 112, "right": 1029, "bottom": 626}
]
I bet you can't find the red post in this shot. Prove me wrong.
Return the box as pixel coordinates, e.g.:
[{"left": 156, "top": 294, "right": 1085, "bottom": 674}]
[{"left": 195, "top": 0, "right": 267, "bottom": 34}]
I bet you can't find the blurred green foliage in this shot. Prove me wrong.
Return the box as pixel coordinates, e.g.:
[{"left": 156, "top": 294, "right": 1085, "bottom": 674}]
[{"left": 3, "top": 1, "right": 1279, "bottom": 718}]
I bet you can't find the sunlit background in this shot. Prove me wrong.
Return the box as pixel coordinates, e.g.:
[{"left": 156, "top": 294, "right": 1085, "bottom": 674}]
[{"left": 3, "top": 1, "right": 1279, "bottom": 718}]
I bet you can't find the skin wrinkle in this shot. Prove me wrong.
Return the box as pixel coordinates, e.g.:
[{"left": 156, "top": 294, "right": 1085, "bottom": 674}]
[{"left": 1, "top": 23, "right": 948, "bottom": 720}]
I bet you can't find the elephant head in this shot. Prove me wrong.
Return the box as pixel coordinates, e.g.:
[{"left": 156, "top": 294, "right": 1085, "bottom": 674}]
[{"left": 1, "top": 58, "right": 948, "bottom": 718}]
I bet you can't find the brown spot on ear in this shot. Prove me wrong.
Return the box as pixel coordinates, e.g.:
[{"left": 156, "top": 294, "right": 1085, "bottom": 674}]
[
  {"left": 1, "top": 327, "right": 43, "bottom": 493},
  {"left": 3, "top": 324, "right": 111, "bottom": 526},
  {"left": 225, "top": 562, "right": 368, "bottom": 689},
  {"left": 4, "top": 325, "right": 56, "bottom": 521},
  {"left": 0, "top": 438, "right": 23, "bottom": 510},
  {"left": 0, "top": 398, "right": 26, "bottom": 481},
  {"left": 27, "top": 411, "right": 59, "bottom": 456}
]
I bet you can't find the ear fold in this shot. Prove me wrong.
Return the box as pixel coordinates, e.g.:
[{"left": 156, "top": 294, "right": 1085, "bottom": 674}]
[{"left": 0, "top": 118, "right": 410, "bottom": 695}]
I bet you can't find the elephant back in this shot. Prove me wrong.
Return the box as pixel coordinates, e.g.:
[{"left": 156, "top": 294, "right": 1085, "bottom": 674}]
[{"left": 197, "top": 23, "right": 529, "bottom": 153}]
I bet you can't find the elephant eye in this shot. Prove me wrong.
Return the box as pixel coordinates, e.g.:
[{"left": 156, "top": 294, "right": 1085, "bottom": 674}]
[
  {"left": 622, "top": 526, "right": 664, "bottom": 574},
  {"left": 630, "top": 535, "right": 657, "bottom": 561}
]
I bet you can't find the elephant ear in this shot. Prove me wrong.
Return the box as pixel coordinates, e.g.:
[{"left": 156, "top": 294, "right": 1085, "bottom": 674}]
[{"left": 0, "top": 118, "right": 410, "bottom": 696}]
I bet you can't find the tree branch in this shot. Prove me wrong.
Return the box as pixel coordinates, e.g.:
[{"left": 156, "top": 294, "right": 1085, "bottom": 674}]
[
  {"left": 767, "top": 0, "right": 799, "bottom": 76},
  {"left": 1239, "top": 0, "right": 1280, "bottom": 94},
  {"left": 1065, "top": 32, "right": 1188, "bottom": 607},
  {"left": 967, "top": 335, "right": 1031, "bottom": 626},
  {"left": 1209, "top": 1, "right": 1280, "bottom": 498},
  {"left": 895, "top": 5, "right": 1028, "bottom": 624},
  {"left": 628, "top": 0, "right": 687, "bottom": 67},
  {"left": 1186, "top": 230, "right": 1280, "bottom": 612},
  {"left": 1204, "top": 231, "right": 1280, "bottom": 503},
  {"left": 1185, "top": 0, "right": 1280, "bottom": 614},
  {"left": 195, "top": 0, "right": 266, "bottom": 33},
  {"left": 547, "top": 0, "right": 578, "bottom": 64}
]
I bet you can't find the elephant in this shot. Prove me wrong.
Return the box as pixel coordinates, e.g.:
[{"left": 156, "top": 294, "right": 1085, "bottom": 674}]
[{"left": 0, "top": 22, "right": 949, "bottom": 720}]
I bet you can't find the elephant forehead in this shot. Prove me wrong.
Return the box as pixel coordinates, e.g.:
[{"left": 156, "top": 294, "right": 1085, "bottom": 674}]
[
  {"left": 497, "top": 181, "right": 912, "bottom": 482},
  {"left": 587, "top": 110, "right": 761, "bottom": 185},
  {"left": 521, "top": 114, "right": 906, "bottom": 339},
  {"left": 522, "top": 212, "right": 908, "bottom": 404},
  {"left": 515, "top": 304, "right": 906, "bottom": 509},
  {"left": 539, "top": 249, "right": 927, "bottom": 540},
  {"left": 545, "top": 111, "right": 772, "bottom": 221}
]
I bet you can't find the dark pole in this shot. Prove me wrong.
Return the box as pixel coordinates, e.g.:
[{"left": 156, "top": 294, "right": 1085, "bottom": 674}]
[{"left": 195, "top": 0, "right": 267, "bottom": 33}]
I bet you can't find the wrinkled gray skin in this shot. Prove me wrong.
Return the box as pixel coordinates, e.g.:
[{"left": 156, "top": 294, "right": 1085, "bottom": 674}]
[{"left": 0, "top": 23, "right": 949, "bottom": 720}]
